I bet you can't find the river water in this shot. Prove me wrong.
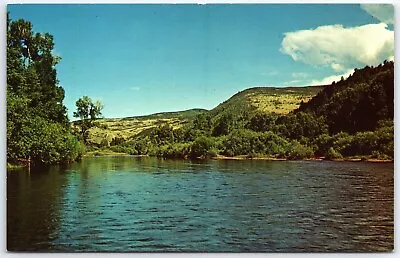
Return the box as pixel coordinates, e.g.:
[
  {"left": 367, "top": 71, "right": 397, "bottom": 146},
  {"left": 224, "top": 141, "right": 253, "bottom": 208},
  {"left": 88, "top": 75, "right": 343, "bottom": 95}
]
[{"left": 7, "top": 156, "right": 393, "bottom": 252}]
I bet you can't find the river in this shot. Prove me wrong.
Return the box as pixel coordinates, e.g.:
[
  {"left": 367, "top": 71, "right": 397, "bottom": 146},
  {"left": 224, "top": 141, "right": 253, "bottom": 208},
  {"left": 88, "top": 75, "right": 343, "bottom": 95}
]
[{"left": 7, "top": 156, "right": 393, "bottom": 252}]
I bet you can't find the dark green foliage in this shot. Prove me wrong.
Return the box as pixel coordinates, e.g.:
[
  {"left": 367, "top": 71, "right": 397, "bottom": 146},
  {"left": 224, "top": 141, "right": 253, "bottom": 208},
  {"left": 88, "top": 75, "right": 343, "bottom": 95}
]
[
  {"left": 313, "top": 134, "right": 333, "bottom": 156},
  {"left": 7, "top": 16, "right": 68, "bottom": 126},
  {"left": 286, "top": 141, "right": 314, "bottom": 160},
  {"left": 325, "top": 147, "right": 343, "bottom": 160},
  {"left": 323, "top": 124, "right": 393, "bottom": 158},
  {"left": 7, "top": 112, "right": 84, "bottom": 164},
  {"left": 73, "top": 96, "right": 104, "bottom": 143},
  {"left": 96, "top": 61, "right": 393, "bottom": 161},
  {"left": 275, "top": 112, "right": 328, "bottom": 140},
  {"left": 153, "top": 124, "right": 174, "bottom": 144},
  {"left": 374, "top": 120, "right": 394, "bottom": 158},
  {"left": 7, "top": 15, "right": 84, "bottom": 165},
  {"left": 190, "top": 136, "right": 216, "bottom": 158},
  {"left": 110, "top": 136, "right": 125, "bottom": 146},
  {"left": 246, "top": 113, "right": 276, "bottom": 132},
  {"left": 221, "top": 129, "right": 288, "bottom": 157},
  {"left": 212, "top": 113, "right": 235, "bottom": 136},
  {"left": 298, "top": 61, "right": 394, "bottom": 134},
  {"left": 192, "top": 113, "right": 213, "bottom": 136}
]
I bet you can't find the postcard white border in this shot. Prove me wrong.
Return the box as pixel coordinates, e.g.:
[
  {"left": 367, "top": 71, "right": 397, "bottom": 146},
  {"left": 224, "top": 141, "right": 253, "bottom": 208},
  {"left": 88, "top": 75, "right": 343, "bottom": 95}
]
[{"left": 1, "top": 1, "right": 398, "bottom": 258}]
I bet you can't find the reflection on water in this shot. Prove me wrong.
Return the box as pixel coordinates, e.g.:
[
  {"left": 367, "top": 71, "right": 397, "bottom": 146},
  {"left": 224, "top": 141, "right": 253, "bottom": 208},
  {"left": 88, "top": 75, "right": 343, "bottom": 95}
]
[{"left": 7, "top": 157, "right": 393, "bottom": 252}]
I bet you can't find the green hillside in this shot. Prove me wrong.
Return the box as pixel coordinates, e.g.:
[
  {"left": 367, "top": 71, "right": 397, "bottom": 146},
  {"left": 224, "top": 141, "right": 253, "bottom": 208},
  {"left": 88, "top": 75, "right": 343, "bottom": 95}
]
[
  {"left": 102, "top": 61, "right": 393, "bottom": 161},
  {"left": 212, "top": 86, "right": 324, "bottom": 117},
  {"left": 297, "top": 61, "right": 393, "bottom": 134},
  {"left": 84, "top": 86, "right": 324, "bottom": 146},
  {"left": 77, "top": 109, "right": 206, "bottom": 147}
]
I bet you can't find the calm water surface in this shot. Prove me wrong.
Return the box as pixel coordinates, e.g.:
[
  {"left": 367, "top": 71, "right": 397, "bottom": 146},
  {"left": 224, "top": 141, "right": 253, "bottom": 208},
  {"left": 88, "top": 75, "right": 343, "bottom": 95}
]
[{"left": 7, "top": 156, "right": 393, "bottom": 252}]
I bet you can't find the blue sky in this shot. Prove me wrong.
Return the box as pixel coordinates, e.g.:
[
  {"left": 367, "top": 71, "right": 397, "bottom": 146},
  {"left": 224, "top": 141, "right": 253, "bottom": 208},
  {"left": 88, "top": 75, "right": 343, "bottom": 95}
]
[{"left": 7, "top": 4, "right": 394, "bottom": 119}]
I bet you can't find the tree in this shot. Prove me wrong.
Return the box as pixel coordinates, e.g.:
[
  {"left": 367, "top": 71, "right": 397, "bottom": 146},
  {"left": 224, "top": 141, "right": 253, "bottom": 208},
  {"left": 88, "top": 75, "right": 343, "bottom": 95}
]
[
  {"left": 192, "top": 113, "right": 213, "bottom": 135},
  {"left": 190, "top": 136, "right": 215, "bottom": 158},
  {"left": 73, "top": 96, "right": 103, "bottom": 143},
  {"left": 246, "top": 113, "right": 275, "bottom": 132},
  {"left": 7, "top": 15, "right": 82, "bottom": 165},
  {"left": 7, "top": 14, "right": 68, "bottom": 126},
  {"left": 212, "top": 113, "right": 234, "bottom": 136}
]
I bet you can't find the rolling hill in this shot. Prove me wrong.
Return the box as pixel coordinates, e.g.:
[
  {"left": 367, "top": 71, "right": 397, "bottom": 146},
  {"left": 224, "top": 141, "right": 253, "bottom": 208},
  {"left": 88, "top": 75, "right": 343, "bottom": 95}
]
[{"left": 83, "top": 86, "right": 325, "bottom": 146}]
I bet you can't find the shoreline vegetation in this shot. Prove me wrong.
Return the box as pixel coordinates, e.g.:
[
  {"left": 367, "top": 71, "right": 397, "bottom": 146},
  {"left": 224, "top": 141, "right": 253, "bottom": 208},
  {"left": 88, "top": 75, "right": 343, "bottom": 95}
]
[
  {"left": 76, "top": 62, "right": 393, "bottom": 167},
  {"left": 6, "top": 16, "right": 394, "bottom": 169},
  {"left": 8, "top": 151, "right": 392, "bottom": 170},
  {"left": 83, "top": 150, "right": 393, "bottom": 163}
]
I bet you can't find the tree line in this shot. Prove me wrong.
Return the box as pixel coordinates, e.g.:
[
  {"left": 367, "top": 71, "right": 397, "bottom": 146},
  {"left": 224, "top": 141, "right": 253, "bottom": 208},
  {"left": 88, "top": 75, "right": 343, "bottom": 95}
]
[
  {"left": 106, "top": 61, "right": 393, "bottom": 161},
  {"left": 7, "top": 16, "right": 394, "bottom": 165}
]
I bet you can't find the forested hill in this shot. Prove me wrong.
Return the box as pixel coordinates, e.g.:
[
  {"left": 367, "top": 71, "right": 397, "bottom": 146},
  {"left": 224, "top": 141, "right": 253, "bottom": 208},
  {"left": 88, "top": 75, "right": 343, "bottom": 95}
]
[
  {"left": 85, "top": 86, "right": 323, "bottom": 146},
  {"left": 104, "top": 60, "right": 393, "bottom": 161},
  {"left": 296, "top": 61, "right": 394, "bottom": 134}
]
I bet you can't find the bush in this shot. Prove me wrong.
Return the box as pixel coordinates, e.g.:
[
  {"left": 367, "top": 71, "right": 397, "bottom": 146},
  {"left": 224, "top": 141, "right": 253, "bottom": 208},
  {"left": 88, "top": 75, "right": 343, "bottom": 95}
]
[
  {"left": 12, "top": 116, "right": 85, "bottom": 164},
  {"left": 110, "top": 136, "right": 125, "bottom": 146},
  {"left": 221, "top": 129, "right": 289, "bottom": 157},
  {"left": 325, "top": 147, "right": 343, "bottom": 160},
  {"left": 314, "top": 134, "right": 333, "bottom": 156},
  {"left": 191, "top": 136, "right": 215, "bottom": 158},
  {"left": 332, "top": 132, "right": 354, "bottom": 156},
  {"left": 207, "top": 147, "right": 219, "bottom": 157},
  {"left": 286, "top": 141, "right": 314, "bottom": 160},
  {"left": 371, "top": 151, "right": 391, "bottom": 160},
  {"left": 156, "top": 143, "right": 191, "bottom": 159}
]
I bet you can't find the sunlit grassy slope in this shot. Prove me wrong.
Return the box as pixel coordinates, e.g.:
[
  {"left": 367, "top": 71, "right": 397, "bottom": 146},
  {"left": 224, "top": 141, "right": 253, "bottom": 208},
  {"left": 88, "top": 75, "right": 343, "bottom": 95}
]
[
  {"left": 211, "top": 86, "right": 324, "bottom": 118},
  {"left": 85, "top": 86, "right": 325, "bottom": 145}
]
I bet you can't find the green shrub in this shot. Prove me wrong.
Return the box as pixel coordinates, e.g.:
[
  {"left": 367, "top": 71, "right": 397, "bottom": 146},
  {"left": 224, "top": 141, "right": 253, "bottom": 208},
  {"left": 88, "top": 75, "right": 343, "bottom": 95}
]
[
  {"left": 207, "top": 148, "right": 219, "bottom": 157},
  {"left": 11, "top": 117, "right": 85, "bottom": 164},
  {"left": 325, "top": 147, "right": 343, "bottom": 160},
  {"left": 286, "top": 141, "right": 314, "bottom": 160},
  {"left": 371, "top": 151, "right": 391, "bottom": 160},
  {"left": 191, "top": 136, "right": 215, "bottom": 158}
]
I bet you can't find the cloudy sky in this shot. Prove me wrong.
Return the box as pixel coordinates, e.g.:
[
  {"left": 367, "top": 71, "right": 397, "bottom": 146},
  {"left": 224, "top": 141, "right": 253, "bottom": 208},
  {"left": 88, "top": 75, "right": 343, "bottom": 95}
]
[{"left": 8, "top": 4, "right": 394, "bottom": 118}]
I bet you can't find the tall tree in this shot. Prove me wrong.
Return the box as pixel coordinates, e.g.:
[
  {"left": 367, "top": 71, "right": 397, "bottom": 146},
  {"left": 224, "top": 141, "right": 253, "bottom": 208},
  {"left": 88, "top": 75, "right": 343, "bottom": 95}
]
[
  {"left": 7, "top": 15, "right": 82, "bottom": 164},
  {"left": 7, "top": 15, "right": 67, "bottom": 125},
  {"left": 73, "top": 96, "right": 104, "bottom": 143}
]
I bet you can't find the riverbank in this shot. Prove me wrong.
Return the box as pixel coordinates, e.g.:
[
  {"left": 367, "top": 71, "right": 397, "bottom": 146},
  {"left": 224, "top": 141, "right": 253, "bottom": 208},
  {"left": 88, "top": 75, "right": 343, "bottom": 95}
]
[
  {"left": 83, "top": 151, "right": 393, "bottom": 163},
  {"left": 83, "top": 149, "right": 134, "bottom": 157},
  {"left": 7, "top": 151, "right": 392, "bottom": 169},
  {"left": 7, "top": 162, "right": 24, "bottom": 169},
  {"left": 212, "top": 154, "right": 393, "bottom": 163}
]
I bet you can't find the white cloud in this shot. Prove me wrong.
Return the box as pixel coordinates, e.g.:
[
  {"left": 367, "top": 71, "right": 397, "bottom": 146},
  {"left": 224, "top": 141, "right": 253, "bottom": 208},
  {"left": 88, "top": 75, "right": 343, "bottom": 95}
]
[
  {"left": 361, "top": 4, "right": 394, "bottom": 24},
  {"left": 310, "top": 68, "right": 355, "bottom": 86},
  {"left": 280, "top": 23, "right": 394, "bottom": 71},
  {"left": 130, "top": 86, "right": 141, "bottom": 91}
]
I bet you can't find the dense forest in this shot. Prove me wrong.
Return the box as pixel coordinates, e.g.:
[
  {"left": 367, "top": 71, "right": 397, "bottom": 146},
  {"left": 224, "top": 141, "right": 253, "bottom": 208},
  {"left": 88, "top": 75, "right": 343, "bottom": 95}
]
[
  {"left": 7, "top": 17, "right": 394, "bottom": 165},
  {"left": 6, "top": 16, "right": 84, "bottom": 165},
  {"left": 104, "top": 61, "right": 394, "bottom": 161}
]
